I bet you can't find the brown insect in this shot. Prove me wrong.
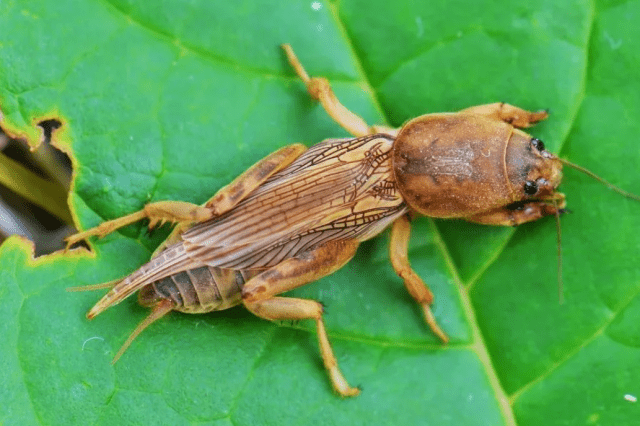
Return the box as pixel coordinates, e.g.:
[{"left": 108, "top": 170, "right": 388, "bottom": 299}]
[{"left": 67, "top": 44, "right": 639, "bottom": 397}]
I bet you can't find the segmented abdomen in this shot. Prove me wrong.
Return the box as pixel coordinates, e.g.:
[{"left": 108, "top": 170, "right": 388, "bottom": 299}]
[{"left": 151, "top": 267, "right": 259, "bottom": 313}]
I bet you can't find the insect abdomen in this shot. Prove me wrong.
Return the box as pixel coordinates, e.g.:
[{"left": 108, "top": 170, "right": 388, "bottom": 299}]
[{"left": 139, "top": 267, "right": 258, "bottom": 313}]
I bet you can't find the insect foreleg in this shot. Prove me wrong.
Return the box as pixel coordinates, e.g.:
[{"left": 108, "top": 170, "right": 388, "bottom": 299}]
[
  {"left": 389, "top": 215, "right": 448, "bottom": 343},
  {"left": 466, "top": 194, "right": 567, "bottom": 226},
  {"left": 460, "top": 102, "right": 549, "bottom": 128},
  {"left": 242, "top": 239, "right": 360, "bottom": 397}
]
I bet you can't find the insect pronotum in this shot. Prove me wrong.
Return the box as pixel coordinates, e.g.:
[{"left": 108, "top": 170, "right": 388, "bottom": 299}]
[{"left": 67, "top": 44, "right": 640, "bottom": 397}]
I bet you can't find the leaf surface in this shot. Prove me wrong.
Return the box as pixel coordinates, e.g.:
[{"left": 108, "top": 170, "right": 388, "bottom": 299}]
[{"left": 1, "top": 1, "right": 639, "bottom": 425}]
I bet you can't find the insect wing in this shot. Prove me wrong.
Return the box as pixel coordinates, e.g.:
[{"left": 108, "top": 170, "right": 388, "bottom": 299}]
[{"left": 182, "top": 135, "right": 407, "bottom": 269}]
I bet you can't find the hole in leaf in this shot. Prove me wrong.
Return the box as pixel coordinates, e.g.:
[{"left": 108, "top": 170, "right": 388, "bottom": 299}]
[{"left": 0, "top": 119, "right": 74, "bottom": 256}]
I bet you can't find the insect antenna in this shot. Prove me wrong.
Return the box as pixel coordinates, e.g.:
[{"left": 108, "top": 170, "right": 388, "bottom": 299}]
[
  {"left": 552, "top": 199, "right": 563, "bottom": 305},
  {"left": 558, "top": 158, "right": 640, "bottom": 201},
  {"left": 112, "top": 298, "right": 174, "bottom": 364},
  {"left": 552, "top": 158, "right": 640, "bottom": 303}
]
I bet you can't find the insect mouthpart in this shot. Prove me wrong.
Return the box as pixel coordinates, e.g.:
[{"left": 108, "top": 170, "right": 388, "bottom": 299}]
[{"left": 504, "top": 195, "right": 567, "bottom": 214}]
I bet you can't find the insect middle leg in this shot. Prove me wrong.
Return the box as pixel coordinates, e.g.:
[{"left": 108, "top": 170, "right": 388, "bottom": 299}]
[
  {"left": 460, "top": 102, "right": 549, "bottom": 128},
  {"left": 66, "top": 143, "right": 306, "bottom": 249},
  {"left": 242, "top": 239, "right": 360, "bottom": 397},
  {"left": 389, "top": 214, "right": 448, "bottom": 343},
  {"left": 282, "top": 44, "right": 396, "bottom": 137}
]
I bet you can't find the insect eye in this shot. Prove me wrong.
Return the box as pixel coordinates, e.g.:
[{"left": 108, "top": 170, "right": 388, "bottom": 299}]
[
  {"left": 531, "top": 138, "right": 545, "bottom": 151},
  {"left": 524, "top": 180, "right": 538, "bottom": 195}
]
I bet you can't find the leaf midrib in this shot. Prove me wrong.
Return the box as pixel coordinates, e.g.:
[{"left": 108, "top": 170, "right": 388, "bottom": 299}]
[
  {"left": 327, "top": 1, "right": 598, "bottom": 424},
  {"left": 328, "top": 2, "right": 520, "bottom": 425}
]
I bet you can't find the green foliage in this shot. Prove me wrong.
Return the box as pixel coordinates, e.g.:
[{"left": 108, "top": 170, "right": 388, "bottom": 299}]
[{"left": 1, "top": 0, "right": 639, "bottom": 425}]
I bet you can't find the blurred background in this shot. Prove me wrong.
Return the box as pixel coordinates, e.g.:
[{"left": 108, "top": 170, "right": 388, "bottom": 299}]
[{"left": 0, "top": 122, "right": 74, "bottom": 255}]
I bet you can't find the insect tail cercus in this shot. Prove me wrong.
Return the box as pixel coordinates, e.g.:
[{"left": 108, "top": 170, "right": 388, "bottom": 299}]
[{"left": 65, "top": 44, "right": 640, "bottom": 397}]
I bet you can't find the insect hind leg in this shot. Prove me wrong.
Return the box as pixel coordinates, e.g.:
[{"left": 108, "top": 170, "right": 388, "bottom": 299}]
[
  {"left": 241, "top": 239, "right": 360, "bottom": 397},
  {"left": 65, "top": 201, "right": 215, "bottom": 249},
  {"left": 246, "top": 296, "right": 360, "bottom": 397}
]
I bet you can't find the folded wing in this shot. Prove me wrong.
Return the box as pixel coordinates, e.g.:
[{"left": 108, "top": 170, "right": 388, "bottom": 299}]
[{"left": 181, "top": 135, "right": 407, "bottom": 269}]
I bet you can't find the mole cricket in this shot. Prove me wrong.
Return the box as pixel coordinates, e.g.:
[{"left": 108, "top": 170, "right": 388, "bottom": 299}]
[{"left": 67, "top": 44, "right": 640, "bottom": 397}]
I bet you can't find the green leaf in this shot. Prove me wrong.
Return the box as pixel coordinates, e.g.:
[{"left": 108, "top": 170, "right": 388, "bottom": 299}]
[{"left": 1, "top": 1, "right": 639, "bottom": 425}]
